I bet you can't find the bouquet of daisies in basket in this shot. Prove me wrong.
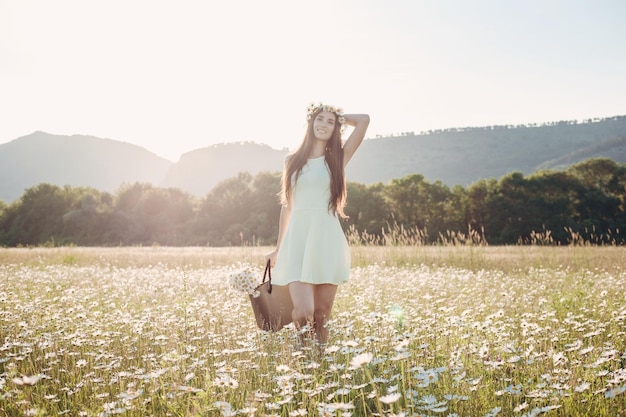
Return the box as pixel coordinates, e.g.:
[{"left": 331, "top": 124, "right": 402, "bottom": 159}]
[{"left": 228, "top": 265, "right": 262, "bottom": 298}]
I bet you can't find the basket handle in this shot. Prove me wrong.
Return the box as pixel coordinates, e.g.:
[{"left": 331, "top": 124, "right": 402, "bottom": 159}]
[{"left": 262, "top": 259, "right": 273, "bottom": 294}]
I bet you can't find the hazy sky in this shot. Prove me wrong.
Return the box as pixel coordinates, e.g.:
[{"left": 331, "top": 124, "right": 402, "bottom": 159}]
[{"left": 1, "top": 0, "right": 625, "bottom": 161}]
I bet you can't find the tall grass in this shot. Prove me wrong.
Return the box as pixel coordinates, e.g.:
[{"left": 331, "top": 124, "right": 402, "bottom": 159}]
[
  {"left": 1, "top": 246, "right": 625, "bottom": 416},
  {"left": 346, "top": 223, "right": 488, "bottom": 247}
]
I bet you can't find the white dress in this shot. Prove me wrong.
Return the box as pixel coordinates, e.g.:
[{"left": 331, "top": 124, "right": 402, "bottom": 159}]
[{"left": 272, "top": 156, "right": 351, "bottom": 286}]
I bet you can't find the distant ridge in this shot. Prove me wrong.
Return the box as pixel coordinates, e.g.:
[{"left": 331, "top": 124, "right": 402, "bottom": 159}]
[
  {"left": 1, "top": 115, "right": 625, "bottom": 203},
  {"left": 161, "top": 142, "right": 288, "bottom": 195},
  {"left": 0, "top": 132, "right": 172, "bottom": 203},
  {"left": 346, "top": 116, "right": 626, "bottom": 186}
]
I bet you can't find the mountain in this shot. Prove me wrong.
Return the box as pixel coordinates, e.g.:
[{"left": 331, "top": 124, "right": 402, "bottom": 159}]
[
  {"left": 346, "top": 116, "right": 626, "bottom": 187},
  {"left": 1, "top": 116, "right": 625, "bottom": 203},
  {"left": 161, "top": 142, "right": 288, "bottom": 196},
  {"left": 0, "top": 132, "right": 172, "bottom": 203}
]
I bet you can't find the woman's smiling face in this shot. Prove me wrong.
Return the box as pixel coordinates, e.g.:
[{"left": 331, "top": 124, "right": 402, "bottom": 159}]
[{"left": 312, "top": 111, "right": 337, "bottom": 141}]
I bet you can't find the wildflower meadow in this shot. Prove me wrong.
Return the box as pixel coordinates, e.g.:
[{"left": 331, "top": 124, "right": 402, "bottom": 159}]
[{"left": 1, "top": 245, "right": 625, "bottom": 416}]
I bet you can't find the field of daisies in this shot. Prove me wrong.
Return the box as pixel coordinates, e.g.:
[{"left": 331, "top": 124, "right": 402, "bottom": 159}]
[{"left": 1, "top": 246, "right": 625, "bottom": 417}]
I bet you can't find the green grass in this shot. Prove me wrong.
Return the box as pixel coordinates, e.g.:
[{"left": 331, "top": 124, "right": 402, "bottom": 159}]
[{"left": 0, "top": 246, "right": 625, "bottom": 416}]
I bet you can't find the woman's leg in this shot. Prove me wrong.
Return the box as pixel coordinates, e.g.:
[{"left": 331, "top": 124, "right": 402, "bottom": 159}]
[
  {"left": 288, "top": 282, "right": 315, "bottom": 343},
  {"left": 313, "top": 284, "right": 338, "bottom": 346}
]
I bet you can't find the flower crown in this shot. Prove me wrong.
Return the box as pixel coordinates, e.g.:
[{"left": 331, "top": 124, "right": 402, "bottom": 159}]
[{"left": 306, "top": 102, "right": 346, "bottom": 133}]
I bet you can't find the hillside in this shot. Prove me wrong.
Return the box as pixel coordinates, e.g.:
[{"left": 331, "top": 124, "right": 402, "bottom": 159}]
[
  {"left": 0, "top": 132, "right": 172, "bottom": 203},
  {"left": 346, "top": 117, "right": 626, "bottom": 186},
  {"left": 161, "top": 142, "right": 288, "bottom": 196},
  {"left": 1, "top": 116, "right": 625, "bottom": 203}
]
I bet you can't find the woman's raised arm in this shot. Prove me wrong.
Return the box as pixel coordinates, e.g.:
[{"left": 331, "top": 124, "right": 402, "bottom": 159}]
[{"left": 342, "top": 113, "right": 370, "bottom": 167}]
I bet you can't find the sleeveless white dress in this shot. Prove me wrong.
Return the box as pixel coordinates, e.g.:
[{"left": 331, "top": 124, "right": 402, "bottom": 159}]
[{"left": 272, "top": 156, "right": 351, "bottom": 286}]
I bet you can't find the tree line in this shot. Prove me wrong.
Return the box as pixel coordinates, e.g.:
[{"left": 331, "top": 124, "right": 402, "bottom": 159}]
[
  {"left": 1, "top": 158, "right": 625, "bottom": 247},
  {"left": 375, "top": 115, "right": 626, "bottom": 138}
]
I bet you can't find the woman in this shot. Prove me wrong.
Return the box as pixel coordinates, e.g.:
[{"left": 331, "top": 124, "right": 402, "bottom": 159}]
[{"left": 266, "top": 103, "right": 370, "bottom": 348}]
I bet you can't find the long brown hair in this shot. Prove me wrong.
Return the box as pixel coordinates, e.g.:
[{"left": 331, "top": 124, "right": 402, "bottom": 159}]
[{"left": 280, "top": 108, "right": 347, "bottom": 218}]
